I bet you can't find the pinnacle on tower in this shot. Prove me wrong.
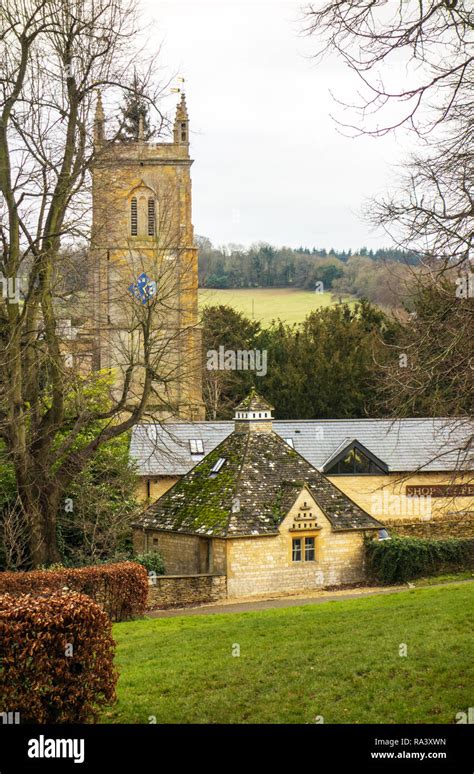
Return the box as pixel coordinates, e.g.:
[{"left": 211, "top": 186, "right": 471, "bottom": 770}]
[
  {"left": 138, "top": 113, "right": 145, "bottom": 142},
  {"left": 93, "top": 90, "right": 105, "bottom": 146},
  {"left": 173, "top": 92, "right": 189, "bottom": 145}
]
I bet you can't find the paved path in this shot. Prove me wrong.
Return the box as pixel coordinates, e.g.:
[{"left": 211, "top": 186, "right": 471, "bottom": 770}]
[{"left": 146, "top": 578, "right": 473, "bottom": 619}]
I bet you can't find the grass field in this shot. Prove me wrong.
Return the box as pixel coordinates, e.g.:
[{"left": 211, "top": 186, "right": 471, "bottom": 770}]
[
  {"left": 199, "top": 288, "right": 351, "bottom": 326},
  {"left": 103, "top": 583, "right": 473, "bottom": 724}
]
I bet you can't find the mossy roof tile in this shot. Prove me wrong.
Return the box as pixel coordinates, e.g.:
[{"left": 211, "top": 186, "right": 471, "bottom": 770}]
[{"left": 137, "top": 430, "right": 383, "bottom": 537}]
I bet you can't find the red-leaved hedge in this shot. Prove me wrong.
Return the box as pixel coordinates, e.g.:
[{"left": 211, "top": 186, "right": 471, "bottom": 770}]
[
  {"left": 0, "top": 562, "right": 148, "bottom": 621},
  {"left": 0, "top": 591, "right": 117, "bottom": 723}
]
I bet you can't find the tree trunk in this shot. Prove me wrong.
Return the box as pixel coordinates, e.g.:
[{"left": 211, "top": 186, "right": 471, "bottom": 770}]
[{"left": 18, "top": 482, "right": 63, "bottom": 567}]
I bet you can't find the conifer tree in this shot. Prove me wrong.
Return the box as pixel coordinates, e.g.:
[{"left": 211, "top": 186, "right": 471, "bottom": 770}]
[{"left": 119, "top": 73, "right": 154, "bottom": 140}]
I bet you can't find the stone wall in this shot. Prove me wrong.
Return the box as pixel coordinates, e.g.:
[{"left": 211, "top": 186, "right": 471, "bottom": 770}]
[
  {"left": 133, "top": 528, "right": 226, "bottom": 576},
  {"left": 385, "top": 513, "right": 474, "bottom": 539},
  {"left": 136, "top": 475, "right": 179, "bottom": 503},
  {"left": 147, "top": 574, "right": 227, "bottom": 610},
  {"left": 136, "top": 530, "right": 209, "bottom": 575},
  {"left": 226, "top": 489, "right": 370, "bottom": 598},
  {"left": 328, "top": 472, "right": 474, "bottom": 523},
  {"left": 136, "top": 490, "right": 377, "bottom": 600}
]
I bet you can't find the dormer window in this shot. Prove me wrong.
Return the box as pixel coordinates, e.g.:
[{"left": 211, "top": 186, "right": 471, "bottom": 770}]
[
  {"left": 323, "top": 440, "right": 388, "bottom": 476},
  {"left": 189, "top": 439, "right": 204, "bottom": 455}
]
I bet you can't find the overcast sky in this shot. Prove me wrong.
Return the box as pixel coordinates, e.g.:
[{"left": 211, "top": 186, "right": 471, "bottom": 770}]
[{"left": 142, "top": 0, "right": 406, "bottom": 251}]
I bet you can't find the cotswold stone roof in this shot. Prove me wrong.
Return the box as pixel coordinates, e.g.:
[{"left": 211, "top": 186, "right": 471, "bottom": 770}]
[
  {"left": 137, "top": 430, "right": 383, "bottom": 537},
  {"left": 131, "top": 417, "right": 472, "bottom": 476},
  {"left": 236, "top": 389, "right": 274, "bottom": 413}
]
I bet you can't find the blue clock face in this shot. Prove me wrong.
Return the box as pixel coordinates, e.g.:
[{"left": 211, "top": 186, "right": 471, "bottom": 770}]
[{"left": 128, "top": 272, "right": 157, "bottom": 304}]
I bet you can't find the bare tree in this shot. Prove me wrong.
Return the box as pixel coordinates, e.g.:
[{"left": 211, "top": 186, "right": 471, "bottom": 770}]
[
  {"left": 305, "top": 1, "right": 473, "bottom": 139},
  {"left": 0, "top": 496, "right": 30, "bottom": 570},
  {"left": 305, "top": 0, "right": 473, "bottom": 468},
  {"left": 0, "top": 0, "right": 200, "bottom": 566}
]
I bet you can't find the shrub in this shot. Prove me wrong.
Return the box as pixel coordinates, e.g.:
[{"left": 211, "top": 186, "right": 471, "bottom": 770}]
[
  {"left": 0, "top": 591, "right": 117, "bottom": 723},
  {"left": 0, "top": 561, "right": 148, "bottom": 621},
  {"left": 365, "top": 535, "right": 474, "bottom": 584},
  {"left": 134, "top": 551, "right": 165, "bottom": 576},
  {"left": 58, "top": 432, "right": 140, "bottom": 567}
]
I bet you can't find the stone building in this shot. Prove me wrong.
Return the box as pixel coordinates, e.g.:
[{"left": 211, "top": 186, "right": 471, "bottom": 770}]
[
  {"left": 133, "top": 391, "right": 386, "bottom": 598},
  {"left": 89, "top": 92, "right": 204, "bottom": 419},
  {"left": 131, "top": 408, "right": 474, "bottom": 541}
]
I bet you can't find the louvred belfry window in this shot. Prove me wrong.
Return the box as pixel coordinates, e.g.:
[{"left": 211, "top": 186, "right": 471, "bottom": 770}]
[
  {"left": 148, "top": 197, "right": 155, "bottom": 236},
  {"left": 130, "top": 197, "right": 138, "bottom": 236}
]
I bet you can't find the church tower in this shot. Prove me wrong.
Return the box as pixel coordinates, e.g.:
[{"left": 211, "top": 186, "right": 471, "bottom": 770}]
[{"left": 90, "top": 92, "right": 204, "bottom": 420}]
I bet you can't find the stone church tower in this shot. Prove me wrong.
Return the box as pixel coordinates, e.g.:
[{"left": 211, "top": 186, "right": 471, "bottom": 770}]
[{"left": 90, "top": 93, "right": 204, "bottom": 420}]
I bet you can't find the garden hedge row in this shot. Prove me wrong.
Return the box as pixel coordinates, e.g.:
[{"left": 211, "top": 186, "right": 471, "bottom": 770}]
[
  {"left": 0, "top": 591, "right": 117, "bottom": 723},
  {"left": 365, "top": 535, "right": 474, "bottom": 584},
  {"left": 0, "top": 561, "right": 148, "bottom": 621}
]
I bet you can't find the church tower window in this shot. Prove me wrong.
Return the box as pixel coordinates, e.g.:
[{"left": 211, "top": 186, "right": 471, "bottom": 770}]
[
  {"left": 148, "top": 197, "right": 156, "bottom": 236},
  {"left": 130, "top": 197, "right": 138, "bottom": 236}
]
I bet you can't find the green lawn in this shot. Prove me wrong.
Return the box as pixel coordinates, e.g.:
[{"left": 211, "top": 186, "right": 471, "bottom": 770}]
[
  {"left": 199, "top": 287, "right": 352, "bottom": 326},
  {"left": 103, "top": 583, "right": 473, "bottom": 724}
]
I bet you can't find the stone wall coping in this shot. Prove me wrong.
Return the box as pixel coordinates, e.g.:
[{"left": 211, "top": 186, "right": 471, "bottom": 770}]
[{"left": 155, "top": 573, "right": 226, "bottom": 580}]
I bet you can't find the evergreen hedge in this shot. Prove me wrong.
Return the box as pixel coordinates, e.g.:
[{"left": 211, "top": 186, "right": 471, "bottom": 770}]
[{"left": 365, "top": 535, "right": 474, "bottom": 584}]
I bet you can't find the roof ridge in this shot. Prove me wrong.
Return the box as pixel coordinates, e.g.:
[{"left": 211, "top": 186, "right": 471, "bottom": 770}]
[
  {"left": 224, "top": 429, "right": 251, "bottom": 534},
  {"left": 267, "top": 430, "right": 383, "bottom": 529}
]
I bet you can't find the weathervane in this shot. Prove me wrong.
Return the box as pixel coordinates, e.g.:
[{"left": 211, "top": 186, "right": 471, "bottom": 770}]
[{"left": 170, "top": 76, "right": 185, "bottom": 95}]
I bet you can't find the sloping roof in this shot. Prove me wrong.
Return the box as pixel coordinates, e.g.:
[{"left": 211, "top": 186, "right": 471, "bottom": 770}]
[
  {"left": 236, "top": 389, "right": 274, "bottom": 412},
  {"left": 137, "top": 430, "right": 383, "bottom": 537},
  {"left": 131, "top": 418, "right": 472, "bottom": 476}
]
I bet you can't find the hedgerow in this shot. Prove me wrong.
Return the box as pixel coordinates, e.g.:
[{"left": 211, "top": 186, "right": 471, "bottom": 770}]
[
  {"left": 365, "top": 535, "right": 474, "bottom": 584},
  {"left": 0, "top": 561, "right": 148, "bottom": 621},
  {"left": 0, "top": 591, "right": 117, "bottom": 723}
]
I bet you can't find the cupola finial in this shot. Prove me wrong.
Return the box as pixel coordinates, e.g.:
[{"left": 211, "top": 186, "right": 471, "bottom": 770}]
[{"left": 234, "top": 389, "right": 274, "bottom": 433}]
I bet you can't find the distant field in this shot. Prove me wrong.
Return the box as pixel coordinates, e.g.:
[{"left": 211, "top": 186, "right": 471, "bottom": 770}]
[{"left": 199, "top": 287, "right": 351, "bottom": 326}]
